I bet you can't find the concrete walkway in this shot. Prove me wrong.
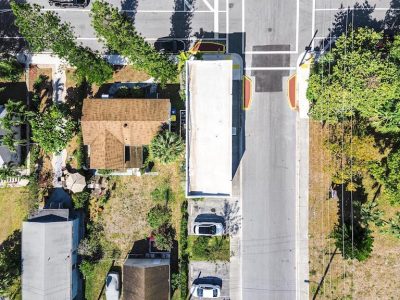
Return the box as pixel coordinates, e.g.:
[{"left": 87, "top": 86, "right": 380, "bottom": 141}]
[{"left": 295, "top": 52, "right": 311, "bottom": 300}]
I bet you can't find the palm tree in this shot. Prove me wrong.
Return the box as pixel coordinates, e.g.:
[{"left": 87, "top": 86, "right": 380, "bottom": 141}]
[{"left": 149, "top": 131, "right": 184, "bottom": 164}]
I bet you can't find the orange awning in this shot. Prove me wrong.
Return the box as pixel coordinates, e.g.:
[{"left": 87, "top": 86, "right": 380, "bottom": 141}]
[{"left": 243, "top": 76, "right": 253, "bottom": 110}]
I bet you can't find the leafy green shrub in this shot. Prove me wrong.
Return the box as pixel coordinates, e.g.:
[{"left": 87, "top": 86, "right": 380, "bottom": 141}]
[
  {"left": 78, "top": 236, "right": 101, "bottom": 258},
  {"left": 97, "top": 169, "right": 113, "bottom": 176},
  {"left": 79, "top": 260, "right": 95, "bottom": 279},
  {"left": 147, "top": 205, "right": 171, "bottom": 229},
  {"left": 149, "top": 131, "right": 184, "bottom": 164},
  {"left": 331, "top": 223, "right": 373, "bottom": 261},
  {"left": 72, "top": 191, "right": 90, "bottom": 209},
  {"left": 0, "top": 230, "right": 21, "bottom": 297},
  {"left": 30, "top": 105, "right": 76, "bottom": 154},
  {"left": 0, "top": 56, "right": 23, "bottom": 82},
  {"left": 153, "top": 224, "right": 174, "bottom": 251},
  {"left": 383, "top": 212, "right": 400, "bottom": 239},
  {"left": 151, "top": 184, "right": 174, "bottom": 203}
]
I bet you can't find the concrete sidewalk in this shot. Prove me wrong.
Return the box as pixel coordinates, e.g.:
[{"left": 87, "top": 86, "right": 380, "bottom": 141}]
[{"left": 295, "top": 52, "right": 311, "bottom": 300}]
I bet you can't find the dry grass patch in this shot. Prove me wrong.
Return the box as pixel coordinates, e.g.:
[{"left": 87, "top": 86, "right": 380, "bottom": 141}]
[
  {"left": 309, "top": 121, "right": 400, "bottom": 299},
  {"left": 0, "top": 187, "right": 29, "bottom": 243}
]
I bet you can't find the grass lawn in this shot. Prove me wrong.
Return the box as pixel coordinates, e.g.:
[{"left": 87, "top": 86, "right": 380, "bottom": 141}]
[
  {"left": 309, "top": 120, "right": 400, "bottom": 299},
  {"left": 188, "top": 236, "right": 230, "bottom": 262},
  {"left": 84, "top": 260, "right": 113, "bottom": 300},
  {"left": 0, "top": 187, "right": 30, "bottom": 243}
]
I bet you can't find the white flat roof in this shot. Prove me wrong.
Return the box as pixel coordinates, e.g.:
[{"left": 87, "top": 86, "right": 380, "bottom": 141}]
[{"left": 186, "top": 60, "right": 232, "bottom": 197}]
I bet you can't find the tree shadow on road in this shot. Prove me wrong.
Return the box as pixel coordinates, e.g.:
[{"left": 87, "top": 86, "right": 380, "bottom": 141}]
[
  {"left": 120, "top": 0, "right": 138, "bottom": 23},
  {"left": 0, "top": 0, "right": 27, "bottom": 53},
  {"left": 384, "top": 0, "right": 400, "bottom": 34},
  {"left": 317, "top": 1, "right": 383, "bottom": 49},
  {"left": 170, "top": 0, "right": 194, "bottom": 40}
]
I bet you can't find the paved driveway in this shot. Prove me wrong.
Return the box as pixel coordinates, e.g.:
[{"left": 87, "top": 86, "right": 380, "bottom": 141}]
[{"left": 189, "top": 261, "right": 230, "bottom": 300}]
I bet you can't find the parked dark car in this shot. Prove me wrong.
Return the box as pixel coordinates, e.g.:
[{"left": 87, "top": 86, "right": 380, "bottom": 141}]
[
  {"left": 48, "top": 0, "right": 88, "bottom": 8},
  {"left": 154, "top": 40, "right": 186, "bottom": 54}
]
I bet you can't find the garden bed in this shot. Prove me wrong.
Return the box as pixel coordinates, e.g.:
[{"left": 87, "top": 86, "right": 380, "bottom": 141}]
[{"left": 188, "top": 236, "right": 230, "bottom": 262}]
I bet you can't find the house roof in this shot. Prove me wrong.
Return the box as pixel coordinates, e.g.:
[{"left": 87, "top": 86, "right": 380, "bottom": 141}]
[
  {"left": 81, "top": 99, "right": 170, "bottom": 170},
  {"left": 123, "top": 258, "right": 170, "bottom": 300},
  {"left": 22, "top": 210, "right": 78, "bottom": 300}
]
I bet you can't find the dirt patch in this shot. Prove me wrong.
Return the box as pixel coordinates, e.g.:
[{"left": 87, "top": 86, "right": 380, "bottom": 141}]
[
  {"left": 28, "top": 65, "right": 52, "bottom": 92},
  {"left": 308, "top": 121, "right": 400, "bottom": 299}
]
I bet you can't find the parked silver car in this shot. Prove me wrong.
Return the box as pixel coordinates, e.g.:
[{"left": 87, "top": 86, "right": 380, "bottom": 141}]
[
  {"left": 192, "top": 283, "right": 221, "bottom": 298},
  {"left": 105, "top": 272, "right": 120, "bottom": 300},
  {"left": 193, "top": 222, "right": 224, "bottom": 236}
]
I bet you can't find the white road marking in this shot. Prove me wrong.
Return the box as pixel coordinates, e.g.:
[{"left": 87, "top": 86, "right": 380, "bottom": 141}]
[
  {"left": 0, "top": 8, "right": 224, "bottom": 13},
  {"left": 312, "top": 0, "right": 316, "bottom": 49},
  {"left": 314, "top": 7, "right": 396, "bottom": 11},
  {"left": 241, "top": 0, "right": 245, "bottom": 53},
  {"left": 0, "top": 36, "right": 228, "bottom": 41},
  {"left": 202, "top": 0, "right": 214, "bottom": 12},
  {"left": 244, "top": 67, "right": 296, "bottom": 71},
  {"left": 295, "top": 0, "right": 299, "bottom": 53},
  {"left": 184, "top": 0, "right": 194, "bottom": 12},
  {"left": 214, "top": 0, "right": 219, "bottom": 38},
  {"left": 244, "top": 50, "right": 298, "bottom": 55},
  {"left": 225, "top": 0, "right": 229, "bottom": 53}
]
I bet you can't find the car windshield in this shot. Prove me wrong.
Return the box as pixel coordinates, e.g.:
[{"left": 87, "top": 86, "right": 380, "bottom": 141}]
[{"left": 199, "top": 225, "right": 216, "bottom": 234}]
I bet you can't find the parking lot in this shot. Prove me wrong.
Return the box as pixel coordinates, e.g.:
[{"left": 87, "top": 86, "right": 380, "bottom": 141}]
[
  {"left": 189, "top": 261, "right": 230, "bottom": 300},
  {"left": 188, "top": 198, "right": 241, "bottom": 237}
]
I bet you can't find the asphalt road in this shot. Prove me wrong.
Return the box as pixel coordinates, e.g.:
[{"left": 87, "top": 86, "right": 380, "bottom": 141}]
[{"left": 227, "top": 0, "right": 312, "bottom": 299}]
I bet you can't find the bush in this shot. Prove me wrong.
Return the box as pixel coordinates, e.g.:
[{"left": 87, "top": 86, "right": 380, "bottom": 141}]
[
  {"left": 149, "top": 131, "right": 184, "bottom": 164},
  {"left": 153, "top": 224, "right": 174, "bottom": 251},
  {"left": 151, "top": 184, "right": 173, "bottom": 203},
  {"left": 0, "top": 231, "right": 21, "bottom": 297},
  {"left": 79, "top": 260, "right": 95, "bottom": 279},
  {"left": 29, "top": 105, "right": 76, "bottom": 154},
  {"left": 147, "top": 205, "right": 171, "bottom": 229},
  {"left": 0, "top": 56, "right": 23, "bottom": 82},
  {"left": 72, "top": 190, "right": 90, "bottom": 209},
  {"left": 331, "top": 223, "right": 374, "bottom": 261}
]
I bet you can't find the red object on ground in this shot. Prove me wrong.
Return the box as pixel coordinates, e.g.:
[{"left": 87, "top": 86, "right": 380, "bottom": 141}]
[
  {"left": 190, "top": 41, "right": 226, "bottom": 53},
  {"left": 243, "top": 76, "right": 252, "bottom": 110},
  {"left": 287, "top": 74, "right": 297, "bottom": 110}
]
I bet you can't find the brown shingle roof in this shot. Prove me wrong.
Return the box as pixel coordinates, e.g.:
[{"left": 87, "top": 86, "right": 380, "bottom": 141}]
[
  {"left": 123, "top": 259, "right": 170, "bottom": 300},
  {"left": 81, "top": 99, "right": 170, "bottom": 170}
]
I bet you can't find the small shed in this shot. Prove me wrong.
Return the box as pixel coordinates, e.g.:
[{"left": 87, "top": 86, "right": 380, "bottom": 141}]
[{"left": 122, "top": 258, "right": 170, "bottom": 300}]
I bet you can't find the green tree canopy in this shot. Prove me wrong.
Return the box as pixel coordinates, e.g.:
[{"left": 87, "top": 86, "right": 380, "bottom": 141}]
[
  {"left": 10, "top": 1, "right": 113, "bottom": 84},
  {"left": 307, "top": 28, "right": 400, "bottom": 133},
  {"left": 90, "top": 0, "right": 178, "bottom": 85},
  {"left": 30, "top": 105, "right": 76, "bottom": 154},
  {"left": 0, "top": 56, "right": 23, "bottom": 82}
]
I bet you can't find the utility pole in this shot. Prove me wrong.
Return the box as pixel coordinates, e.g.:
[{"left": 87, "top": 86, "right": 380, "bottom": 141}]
[{"left": 299, "top": 30, "right": 318, "bottom": 66}]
